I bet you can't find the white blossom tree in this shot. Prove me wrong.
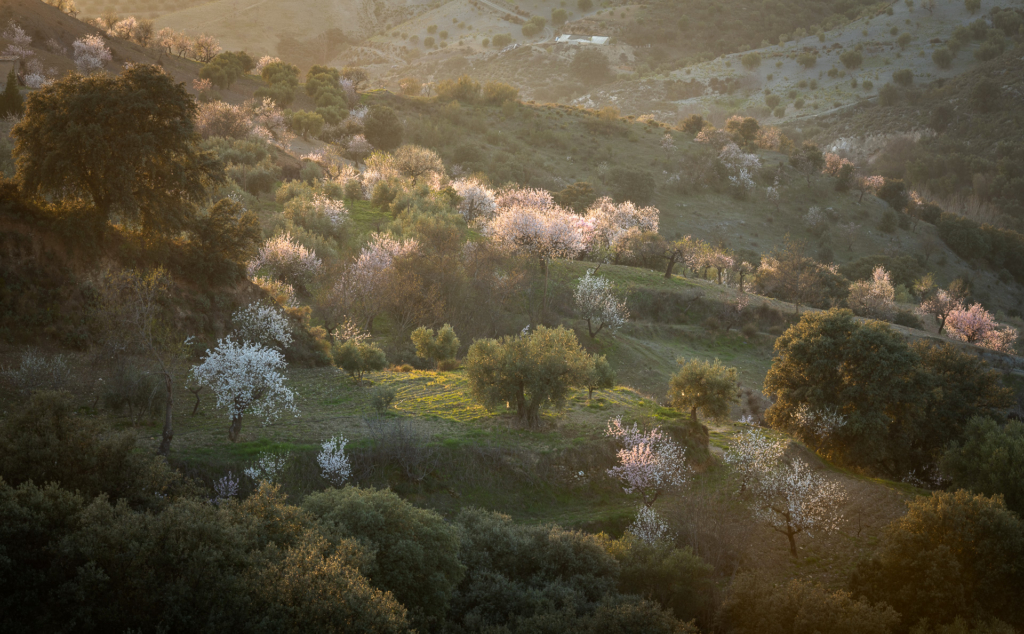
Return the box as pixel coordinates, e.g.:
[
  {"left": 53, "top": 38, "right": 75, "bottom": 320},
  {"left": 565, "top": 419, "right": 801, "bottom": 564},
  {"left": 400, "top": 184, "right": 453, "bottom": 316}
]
[
  {"left": 945, "top": 303, "right": 1019, "bottom": 353},
  {"left": 485, "top": 190, "right": 587, "bottom": 319},
  {"left": 719, "top": 142, "right": 761, "bottom": 195},
  {"left": 232, "top": 301, "right": 293, "bottom": 349},
  {"left": 584, "top": 196, "right": 660, "bottom": 256},
  {"left": 574, "top": 269, "right": 629, "bottom": 338},
  {"left": 318, "top": 435, "right": 352, "bottom": 486},
  {"left": 847, "top": 266, "right": 896, "bottom": 320},
  {"left": 751, "top": 458, "right": 848, "bottom": 557},
  {"left": 244, "top": 451, "right": 290, "bottom": 483},
  {"left": 452, "top": 177, "right": 496, "bottom": 223},
  {"left": 606, "top": 416, "right": 689, "bottom": 508},
  {"left": 247, "top": 232, "right": 322, "bottom": 288},
  {"left": 627, "top": 505, "right": 675, "bottom": 544},
  {"left": 346, "top": 134, "right": 373, "bottom": 166},
  {"left": 346, "top": 232, "right": 419, "bottom": 332},
  {"left": 724, "top": 427, "right": 787, "bottom": 493},
  {"left": 211, "top": 471, "right": 239, "bottom": 504},
  {"left": 190, "top": 337, "right": 298, "bottom": 442},
  {"left": 918, "top": 289, "right": 963, "bottom": 334},
  {"left": 72, "top": 35, "right": 111, "bottom": 73},
  {"left": 2, "top": 21, "right": 34, "bottom": 60}
]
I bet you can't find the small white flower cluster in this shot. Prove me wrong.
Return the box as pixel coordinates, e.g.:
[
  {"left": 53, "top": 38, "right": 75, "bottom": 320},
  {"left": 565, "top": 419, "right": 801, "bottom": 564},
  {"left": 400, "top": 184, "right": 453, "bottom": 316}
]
[
  {"left": 232, "top": 301, "right": 293, "bottom": 350},
  {"left": 253, "top": 55, "right": 281, "bottom": 75},
  {"left": 244, "top": 451, "right": 290, "bottom": 484},
  {"left": 792, "top": 404, "right": 848, "bottom": 445},
  {"left": 317, "top": 436, "right": 352, "bottom": 487},
  {"left": 574, "top": 269, "right": 629, "bottom": 336},
  {"left": 627, "top": 505, "right": 676, "bottom": 545},
  {"left": 211, "top": 471, "right": 240, "bottom": 504}
]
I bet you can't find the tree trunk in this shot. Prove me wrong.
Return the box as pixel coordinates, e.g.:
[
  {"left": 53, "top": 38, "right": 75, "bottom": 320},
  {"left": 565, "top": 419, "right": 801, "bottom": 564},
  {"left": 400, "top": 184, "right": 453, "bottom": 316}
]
[
  {"left": 158, "top": 373, "right": 174, "bottom": 455},
  {"left": 690, "top": 406, "right": 699, "bottom": 426},
  {"left": 542, "top": 259, "right": 550, "bottom": 324},
  {"left": 787, "top": 529, "right": 798, "bottom": 557},
  {"left": 228, "top": 414, "right": 243, "bottom": 442},
  {"left": 664, "top": 255, "right": 677, "bottom": 279}
]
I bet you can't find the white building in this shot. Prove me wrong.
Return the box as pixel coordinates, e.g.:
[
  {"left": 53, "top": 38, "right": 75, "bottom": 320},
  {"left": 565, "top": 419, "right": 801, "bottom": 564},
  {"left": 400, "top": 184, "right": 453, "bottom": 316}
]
[{"left": 555, "top": 35, "right": 609, "bottom": 45}]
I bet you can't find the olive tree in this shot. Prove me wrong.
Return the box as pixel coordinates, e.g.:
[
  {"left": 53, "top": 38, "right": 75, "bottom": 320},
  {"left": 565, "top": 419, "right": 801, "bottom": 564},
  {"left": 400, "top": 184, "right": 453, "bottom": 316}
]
[
  {"left": 667, "top": 358, "right": 739, "bottom": 425},
  {"left": 411, "top": 324, "right": 460, "bottom": 369},
  {"left": 466, "top": 325, "right": 596, "bottom": 427}
]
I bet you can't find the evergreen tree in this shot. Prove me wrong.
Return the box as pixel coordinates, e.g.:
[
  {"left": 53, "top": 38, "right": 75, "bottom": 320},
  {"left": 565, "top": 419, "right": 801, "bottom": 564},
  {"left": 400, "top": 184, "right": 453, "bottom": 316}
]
[{"left": 0, "top": 70, "right": 22, "bottom": 117}]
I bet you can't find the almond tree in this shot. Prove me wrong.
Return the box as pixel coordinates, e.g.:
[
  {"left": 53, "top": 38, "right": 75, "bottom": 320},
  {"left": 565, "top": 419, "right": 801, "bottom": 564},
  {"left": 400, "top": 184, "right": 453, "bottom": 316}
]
[
  {"left": 452, "top": 177, "right": 496, "bottom": 223},
  {"left": 231, "top": 301, "right": 293, "bottom": 350},
  {"left": 918, "top": 289, "right": 963, "bottom": 334},
  {"left": 574, "top": 269, "right": 629, "bottom": 338},
  {"left": 347, "top": 233, "right": 419, "bottom": 332},
  {"left": 72, "top": 34, "right": 111, "bottom": 73},
  {"left": 945, "top": 303, "right": 1019, "bottom": 353},
  {"left": 190, "top": 337, "right": 298, "bottom": 442},
  {"left": 584, "top": 196, "right": 660, "bottom": 256},
  {"left": 606, "top": 416, "right": 689, "bottom": 544},
  {"left": 751, "top": 458, "right": 847, "bottom": 556},
  {"left": 318, "top": 436, "right": 352, "bottom": 486},
  {"left": 724, "top": 427, "right": 787, "bottom": 493},
  {"left": 485, "top": 191, "right": 587, "bottom": 319},
  {"left": 247, "top": 232, "right": 322, "bottom": 289},
  {"left": 2, "top": 21, "right": 34, "bottom": 60},
  {"left": 847, "top": 266, "right": 896, "bottom": 320}
]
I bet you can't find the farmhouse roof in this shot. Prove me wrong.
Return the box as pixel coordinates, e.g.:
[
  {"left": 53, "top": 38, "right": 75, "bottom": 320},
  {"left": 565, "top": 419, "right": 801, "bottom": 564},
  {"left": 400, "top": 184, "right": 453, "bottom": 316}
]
[{"left": 555, "top": 35, "right": 609, "bottom": 45}]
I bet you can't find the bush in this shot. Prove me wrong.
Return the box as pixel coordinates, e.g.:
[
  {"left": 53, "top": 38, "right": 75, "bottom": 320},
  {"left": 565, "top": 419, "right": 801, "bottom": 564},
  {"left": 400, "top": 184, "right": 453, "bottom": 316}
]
[
  {"left": 370, "top": 385, "right": 397, "bottom": 415},
  {"left": 718, "top": 573, "right": 899, "bottom": 634},
  {"left": 332, "top": 340, "right": 387, "bottom": 379},
  {"left": 765, "top": 94, "right": 781, "bottom": 109},
  {"left": 797, "top": 52, "right": 817, "bottom": 68},
  {"left": 851, "top": 490, "right": 1024, "bottom": 629},
  {"left": 840, "top": 50, "right": 863, "bottom": 69},
  {"left": 741, "top": 52, "right": 761, "bottom": 70},
  {"left": 482, "top": 81, "right": 519, "bottom": 105},
  {"left": 101, "top": 363, "right": 167, "bottom": 424},
  {"left": 492, "top": 33, "right": 513, "bottom": 47},
  {"left": 436, "top": 75, "right": 481, "bottom": 103},
  {"left": 303, "top": 486, "right": 465, "bottom": 630},
  {"left": 878, "top": 82, "right": 899, "bottom": 105},
  {"left": 933, "top": 47, "right": 954, "bottom": 69},
  {"left": 410, "top": 324, "right": 460, "bottom": 368},
  {"left": 605, "top": 536, "right": 714, "bottom": 623},
  {"left": 363, "top": 104, "right": 403, "bottom": 151},
  {"left": 0, "top": 391, "right": 179, "bottom": 504},
  {"left": 941, "top": 417, "right": 1024, "bottom": 515},
  {"left": 893, "top": 68, "right": 914, "bottom": 87},
  {"left": 610, "top": 167, "right": 657, "bottom": 205},
  {"left": 1, "top": 352, "right": 71, "bottom": 398},
  {"left": 572, "top": 48, "right": 612, "bottom": 83}
]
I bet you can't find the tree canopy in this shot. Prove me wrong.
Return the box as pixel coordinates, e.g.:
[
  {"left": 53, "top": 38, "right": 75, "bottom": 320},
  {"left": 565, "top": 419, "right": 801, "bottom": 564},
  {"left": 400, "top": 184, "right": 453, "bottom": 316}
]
[{"left": 13, "top": 64, "right": 221, "bottom": 235}]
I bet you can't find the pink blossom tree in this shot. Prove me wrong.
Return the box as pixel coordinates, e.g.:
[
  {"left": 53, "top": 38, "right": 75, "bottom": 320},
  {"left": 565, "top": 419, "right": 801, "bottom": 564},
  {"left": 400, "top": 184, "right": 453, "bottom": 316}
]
[
  {"left": 247, "top": 233, "right": 322, "bottom": 288},
  {"left": 346, "top": 233, "right": 419, "bottom": 332},
  {"left": 945, "top": 303, "right": 1019, "bottom": 353},
  {"left": 606, "top": 416, "right": 689, "bottom": 508},
  {"left": 584, "top": 196, "right": 660, "bottom": 257},
  {"left": 847, "top": 266, "right": 896, "bottom": 320}
]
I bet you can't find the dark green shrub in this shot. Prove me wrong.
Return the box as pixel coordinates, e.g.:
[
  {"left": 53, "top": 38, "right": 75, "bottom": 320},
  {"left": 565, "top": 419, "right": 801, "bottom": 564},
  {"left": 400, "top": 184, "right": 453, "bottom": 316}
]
[{"left": 941, "top": 417, "right": 1024, "bottom": 515}]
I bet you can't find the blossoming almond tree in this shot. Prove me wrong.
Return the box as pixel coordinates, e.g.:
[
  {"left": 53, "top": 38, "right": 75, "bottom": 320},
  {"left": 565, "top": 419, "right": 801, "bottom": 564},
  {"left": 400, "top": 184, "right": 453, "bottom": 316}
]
[
  {"left": 2, "top": 21, "right": 34, "bottom": 60},
  {"left": 347, "top": 233, "right": 419, "bottom": 332},
  {"left": 574, "top": 269, "right": 629, "bottom": 338},
  {"left": 918, "top": 289, "right": 963, "bottom": 333},
  {"left": 751, "top": 458, "right": 848, "bottom": 557},
  {"left": 486, "top": 191, "right": 587, "bottom": 319},
  {"left": 318, "top": 436, "right": 352, "bottom": 486},
  {"left": 191, "top": 337, "right": 298, "bottom": 442},
  {"left": 584, "top": 196, "right": 660, "bottom": 256},
  {"left": 945, "top": 303, "right": 1019, "bottom": 353},
  {"left": 247, "top": 232, "right": 322, "bottom": 288},
  {"left": 724, "top": 427, "right": 787, "bottom": 493},
  {"left": 452, "top": 177, "right": 496, "bottom": 223},
  {"left": 606, "top": 416, "right": 689, "bottom": 508},
  {"left": 72, "top": 34, "right": 111, "bottom": 73},
  {"left": 232, "top": 301, "right": 293, "bottom": 350}
]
